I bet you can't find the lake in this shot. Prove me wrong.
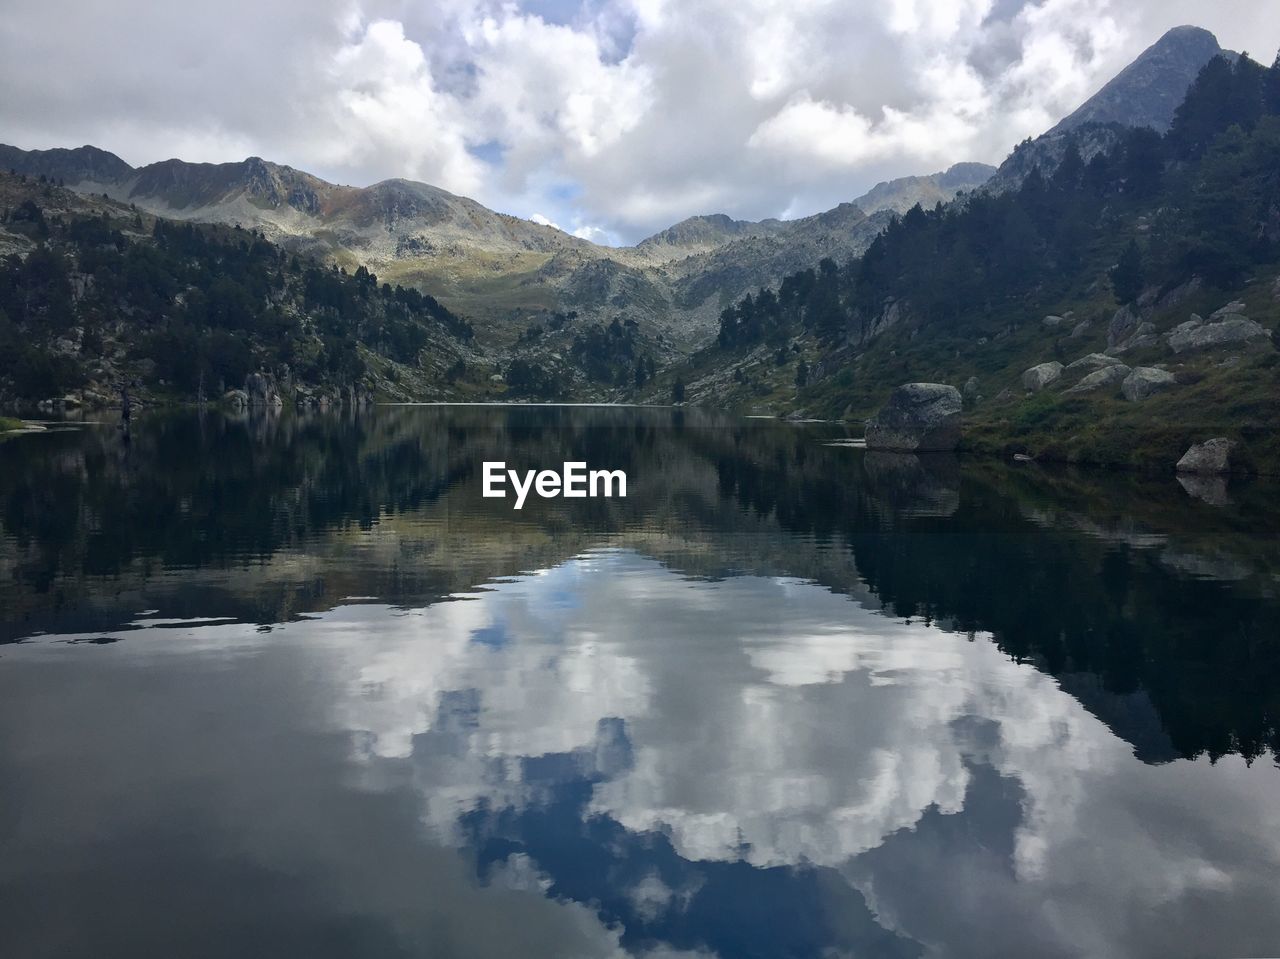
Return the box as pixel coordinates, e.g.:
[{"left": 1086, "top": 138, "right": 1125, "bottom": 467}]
[{"left": 1, "top": 405, "right": 1278, "bottom": 959}]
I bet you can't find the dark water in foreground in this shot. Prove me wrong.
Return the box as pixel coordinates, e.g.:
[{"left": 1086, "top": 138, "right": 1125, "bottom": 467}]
[{"left": 1, "top": 406, "right": 1278, "bottom": 959}]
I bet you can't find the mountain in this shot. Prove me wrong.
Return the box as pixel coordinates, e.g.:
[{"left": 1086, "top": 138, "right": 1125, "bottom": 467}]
[
  {"left": 851, "top": 163, "right": 996, "bottom": 216},
  {"left": 0, "top": 172, "right": 484, "bottom": 408},
  {"left": 984, "top": 26, "right": 1236, "bottom": 194},
  {"left": 635, "top": 213, "right": 789, "bottom": 255},
  {"left": 663, "top": 39, "right": 1280, "bottom": 473},
  {"left": 0, "top": 142, "right": 992, "bottom": 353},
  {"left": 1050, "top": 25, "right": 1230, "bottom": 135}
]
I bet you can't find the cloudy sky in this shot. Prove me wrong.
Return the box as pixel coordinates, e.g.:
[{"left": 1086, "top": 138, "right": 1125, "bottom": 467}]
[{"left": 2, "top": 1, "right": 1279, "bottom": 244}]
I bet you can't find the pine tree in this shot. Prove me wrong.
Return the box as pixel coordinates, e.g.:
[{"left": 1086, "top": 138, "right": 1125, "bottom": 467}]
[{"left": 1110, "top": 239, "right": 1144, "bottom": 305}]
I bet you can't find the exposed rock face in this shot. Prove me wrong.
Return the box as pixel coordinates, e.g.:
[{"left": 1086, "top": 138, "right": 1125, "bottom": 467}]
[
  {"left": 1065, "top": 353, "right": 1125, "bottom": 374},
  {"left": 1121, "top": 366, "right": 1176, "bottom": 401},
  {"left": 850, "top": 162, "right": 996, "bottom": 216},
  {"left": 1067, "top": 364, "right": 1131, "bottom": 393},
  {"left": 1176, "top": 437, "right": 1237, "bottom": 474},
  {"left": 222, "top": 389, "right": 248, "bottom": 410},
  {"left": 1211, "top": 301, "right": 1246, "bottom": 318},
  {"left": 1108, "top": 321, "right": 1160, "bottom": 354},
  {"left": 1049, "top": 26, "right": 1228, "bottom": 134},
  {"left": 1167, "top": 312, "right": 1272, "bottom": 353},
  {"left": 1107, "top": 306, "right": 1140, "bottom": 348},
  {"left": 1068, "top": 319, "right": 1093, "bottom": 339},
  {"left": 1042, "top": 315, "right": 1065, "bottom": 329},
  {"left": 245, "top": 372, "right": 284, "bottom": 409},
  {"left": 1022, "top": 362, "right": 1064, "bottom": 392},
  {"left": 864, "top": 383, "right": 963, "bottom": 452}
]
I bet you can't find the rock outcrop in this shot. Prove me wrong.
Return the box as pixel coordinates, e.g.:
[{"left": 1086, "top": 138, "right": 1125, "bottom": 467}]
[
  {"left": 1065, "top": 353, "right": 1125, "bottom": 374},
  {"left": 1022, "top": 362, "right": 1064, "bottom": 392},
  {"left": 1167, "top": 311, "right": 1272, "bottom": 353},
  {"left": 1121, "top": 367, "right": 1176, "bottom": 401},
  {"left": 245, "top": 371, "right": 284, "bottom": 410},
  {"left": 1067, "top": 364, "right": 1130, "bottom": 393},
  {"left": 1107, "top": 306, "right": 1140, "bottom": 348},
  {"left": 222, "top": 389, "right": 249, "bottom": 411},
  {"left": 1108, "top": 321, "right": 1160, "bottom": 354},
  {"left": 1176, "top": 437, "right": 1237, "bottom": 474},
  {"left": 864, "top": 383, "right": 963, "bottom": 452}
]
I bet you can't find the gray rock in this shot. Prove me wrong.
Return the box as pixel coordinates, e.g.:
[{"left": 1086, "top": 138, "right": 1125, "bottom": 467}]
[
  {"left": 1068, "top": 319, "right": 1093, "bottom": 339},
  {"left": 1067, "top": 364, "right": 1130, "bottom": 393},
  {"left": 963, "top": 375, "right": 980, "bottom": 400},
  {"left": 1108, "top": 321, "right": 1162, "bottom": 354},
  {"left": 1108, "top": 305, "right": 1139, "bottom": 348},
  {"left": 1167, "top": 314, "right": 1271, "bottom": 353},
  {"left": 1176, "top": 437, "right": 1237, "bottom": 474},
  {"left": 1042, "top": 315, "right": 1065, "bottom": 329},
  {"left": 222, "top": 389, "right": 249, "bottom": 410},
  {"left": 245, "top": 372, "right": 284, "bottom": 409},
  {"left": 1121, "top": 366, "right": 1176, "bottom": 401},
  {"left": 1154, "top": 277, "right": 1201, "bottom": 311},
  {"left": 1127, "top": 333, "right": 1162, "bottom": 351},
  {"left": 1065, "top": 353, "right": 1125, "bottom": 373},
  {"left": 864, "top": 383, "right": 963, "bottom": 452},
  {"left": 1022, "top": 361, "right": 1064, "bottom": 392},
  {"left": 1210, "top": 300, "right": 1247, "bottom": 319}
]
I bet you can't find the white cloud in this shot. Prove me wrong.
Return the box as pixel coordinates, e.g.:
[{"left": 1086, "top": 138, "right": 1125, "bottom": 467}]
[{"left": 1, "top": 0, "right": 1279, "bottom": 240}]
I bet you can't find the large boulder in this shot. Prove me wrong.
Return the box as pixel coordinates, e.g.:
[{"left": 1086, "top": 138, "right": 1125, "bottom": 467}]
[
  {"left": 1065, "top": 353, "right": 1125, "bottom": 374},
  {"left": 1167, "top": 312, "right": 1272, "bottom": 353},
  {"left": 1107, "top": 305, "right": 1140, "bottom": 348},
  {"left": 1022, "top": 361, "right": 1064, "bottom": 392},
  {"left": 864, "top": 383, "right": 963, "bottom": 452},
  {"left": 1108, "top": 321, "right": 1160, "bottom": 354},
  {"left": 1176, "top": 437, "right": 1237, "bottom": 474},
  {"left": 1121, "top": 366, "right": 1176, "bottom": 402},
  {"left": 245, "top": 371, "right": 284, "bottom": 410},
  {"left": 1066, "top": 364, "right": 1130, "bottom": 393}
]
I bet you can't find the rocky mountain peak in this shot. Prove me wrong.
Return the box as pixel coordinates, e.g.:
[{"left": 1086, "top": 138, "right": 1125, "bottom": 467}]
[{"left": 1050, "top": 25, "right": 1229, "bottom": 134}]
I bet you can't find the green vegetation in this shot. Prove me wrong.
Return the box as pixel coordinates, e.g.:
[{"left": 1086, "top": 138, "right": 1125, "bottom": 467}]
[
  {"left": 0, "top": 183, "right": 475, "bottom": 405},
  {"left": 0, "top": 415, "right": 24, "bottom": 432},
  {"left": 685, "top": 48, "right": 1280, "bottom": 471}
]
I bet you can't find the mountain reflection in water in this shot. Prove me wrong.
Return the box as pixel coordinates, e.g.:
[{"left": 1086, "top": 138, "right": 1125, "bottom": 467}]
[{"left": 1, "top": 406, "right": 1278, "bottom": 959}]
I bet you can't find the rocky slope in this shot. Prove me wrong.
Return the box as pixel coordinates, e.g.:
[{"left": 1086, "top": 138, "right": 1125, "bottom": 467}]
[
  {"left": 850, "top": 163, "right": 995, "bottom": 215},
  {"left": 986, "top": 26, "right": 1235, "bottom": 194},
  {"left": 1050, "top": 25, "right": 1230, "bottom": 134}
]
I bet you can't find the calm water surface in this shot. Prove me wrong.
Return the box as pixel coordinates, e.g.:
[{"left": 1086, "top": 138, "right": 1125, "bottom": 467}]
[{"left": 1, "top": 406, "right": 1278, "bottom": 959}]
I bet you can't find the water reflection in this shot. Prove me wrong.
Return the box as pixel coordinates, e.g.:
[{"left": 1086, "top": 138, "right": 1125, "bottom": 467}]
[{"left": 1, "top": 407, "right": 1279, "bottom": 958}]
